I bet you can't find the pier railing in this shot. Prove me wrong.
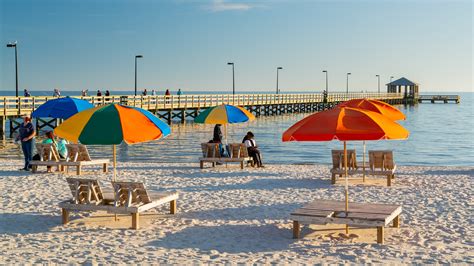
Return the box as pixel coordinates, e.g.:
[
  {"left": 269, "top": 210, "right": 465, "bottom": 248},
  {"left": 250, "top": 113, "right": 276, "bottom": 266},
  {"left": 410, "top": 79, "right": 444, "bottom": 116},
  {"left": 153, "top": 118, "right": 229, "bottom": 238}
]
[{"left": 0, "top": 92, "right": 403, "bottom": 117}]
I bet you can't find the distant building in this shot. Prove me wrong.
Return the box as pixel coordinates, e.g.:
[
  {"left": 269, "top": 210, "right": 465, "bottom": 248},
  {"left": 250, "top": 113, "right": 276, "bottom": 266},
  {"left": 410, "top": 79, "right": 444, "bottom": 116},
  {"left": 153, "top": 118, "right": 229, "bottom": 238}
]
[{"left": 386, "top": 77, "right": 419, "bottom": 98}]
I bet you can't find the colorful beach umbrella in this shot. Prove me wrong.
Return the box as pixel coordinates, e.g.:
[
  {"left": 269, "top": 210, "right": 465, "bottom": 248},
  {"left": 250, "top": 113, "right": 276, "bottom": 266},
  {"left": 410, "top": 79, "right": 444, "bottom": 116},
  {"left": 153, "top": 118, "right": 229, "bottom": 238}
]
[
  {"left": 54, "top": 103, "right": 171, "bottom": 180},
  {"left": 338, "top": 98, "right": 406, "bottom": 179},
  {"left": 194, "top": 104, "right": 255, "bottom": 124},
  {"left": 337, "top": 98, "right": 406, "bottom": 121},
  {"left": 32, "top": 96, "right": 94, "bottom": 119},
  {"left": 194, "top": 104, "right": 255, "bottom": 141},
  {"left": 282, "top": 106, "right": 409, "bottom": 218}
]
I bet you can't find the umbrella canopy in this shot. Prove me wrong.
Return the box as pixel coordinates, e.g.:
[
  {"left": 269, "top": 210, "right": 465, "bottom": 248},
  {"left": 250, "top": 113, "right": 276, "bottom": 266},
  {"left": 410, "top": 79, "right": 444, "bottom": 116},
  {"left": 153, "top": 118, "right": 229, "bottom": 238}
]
[
  {"left": 55, "top": 103, "right": 170, "bottom": 183},
  {"left": 32, "top": 96, "right": 94, "bottom": 119},
  {"left": 337, "top": 98, "right": 405, "bottom": 121},
  {"left": 283, "top": 106, "right": 409, "bottom": 142},
  {"left": 282, "top": 106, "right": 409, "bottom": 217},
  {"left": 194, "top": 104, "right": 255, "bottom": 124},
  {"left": 54, "top": 104, "right": 170, "bottom": 145}
]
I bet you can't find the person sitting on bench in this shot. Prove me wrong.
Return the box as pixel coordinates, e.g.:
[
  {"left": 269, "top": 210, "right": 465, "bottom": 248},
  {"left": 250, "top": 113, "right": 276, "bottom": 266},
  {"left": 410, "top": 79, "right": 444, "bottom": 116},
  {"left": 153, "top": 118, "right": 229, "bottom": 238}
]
[{"left": 243, "top": 131, "right": 264, "bottom": 168}]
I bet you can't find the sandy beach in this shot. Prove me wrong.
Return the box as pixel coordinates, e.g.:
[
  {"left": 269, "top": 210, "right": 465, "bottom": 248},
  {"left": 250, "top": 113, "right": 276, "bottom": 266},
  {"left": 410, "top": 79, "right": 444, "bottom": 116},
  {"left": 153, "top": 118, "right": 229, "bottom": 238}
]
[{"left": 0, "top": 159, "right": 472, "bottom": 264}]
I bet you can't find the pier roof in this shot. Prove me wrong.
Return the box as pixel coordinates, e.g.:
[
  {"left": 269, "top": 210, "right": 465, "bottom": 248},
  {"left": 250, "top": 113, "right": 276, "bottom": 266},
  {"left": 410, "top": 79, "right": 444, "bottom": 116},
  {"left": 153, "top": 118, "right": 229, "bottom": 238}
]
[{"left": 386, "top": 77, "right": 418, "bottom": 86}]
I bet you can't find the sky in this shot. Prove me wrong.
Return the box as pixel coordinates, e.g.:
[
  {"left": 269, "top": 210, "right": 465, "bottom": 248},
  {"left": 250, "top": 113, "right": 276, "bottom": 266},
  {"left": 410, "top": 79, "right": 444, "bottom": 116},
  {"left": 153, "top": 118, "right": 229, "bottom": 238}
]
[{"left": 0, "top": 0, "right": 472, "bottom": 93}]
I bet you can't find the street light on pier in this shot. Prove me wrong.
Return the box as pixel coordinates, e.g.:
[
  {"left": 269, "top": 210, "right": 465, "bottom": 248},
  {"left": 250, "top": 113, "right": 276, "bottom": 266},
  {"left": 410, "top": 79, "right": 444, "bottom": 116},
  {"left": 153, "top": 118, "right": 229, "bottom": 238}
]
[
  {"left": 322, "top": 70, "right": 328, "bottom": 93},
  {"left": 376, "top": 74, "right": 380, "bottom": 93},
  {"left": 390, "top": 76, "right": 394, "bottom": 83},
  {"left": 346, "top": 72, "right": 351, "bottom": 94},
  {"left": 134, "top": 55, "right": 143, "bottom": 96},
  {"left": 6, "top": 42, "right": 19, "bottom": 97},
  {"left": 227, "top": 62, "right": 235, "bottom": 95},
  {"left": 276, "top": 67, "right": 283, "bottom": 94}
]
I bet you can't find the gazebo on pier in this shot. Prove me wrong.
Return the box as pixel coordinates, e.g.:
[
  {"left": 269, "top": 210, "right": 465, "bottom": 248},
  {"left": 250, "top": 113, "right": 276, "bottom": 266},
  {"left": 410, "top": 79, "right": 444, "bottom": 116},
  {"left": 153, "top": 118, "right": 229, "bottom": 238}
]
[{"left": 386, "top": 77, "right": 419, "bottom": 99}]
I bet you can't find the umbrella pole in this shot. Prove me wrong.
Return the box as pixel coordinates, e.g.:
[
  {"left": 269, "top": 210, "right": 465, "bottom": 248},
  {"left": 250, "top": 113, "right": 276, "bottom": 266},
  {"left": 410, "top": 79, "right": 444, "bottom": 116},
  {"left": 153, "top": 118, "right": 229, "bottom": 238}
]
[
  {"left": 113, "top": 144, "right": 117, "bottom": 182},
  {"left": 224, "top": 124, "right": 228, "bottom": 144},
  {"left": 113, "top": 144, "right": 117, "bottom": 221},
  {"left": 363, "top": 141, "right": 366, "bottom": 182},
  {"left": 344, "top": 141, "right": 349, "bottom": 234}
]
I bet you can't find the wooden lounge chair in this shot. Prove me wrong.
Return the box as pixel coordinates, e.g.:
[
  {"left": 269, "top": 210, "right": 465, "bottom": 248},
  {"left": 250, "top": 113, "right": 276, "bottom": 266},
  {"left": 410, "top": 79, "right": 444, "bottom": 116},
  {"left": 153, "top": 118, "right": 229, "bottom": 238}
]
[
  {"left": 30, "top": 143, "right": 63, "bottom": 173},
  {"left": 290, "top": 199, "right": 402, "bottom": 244},
  {"left": 199, "top": 143, "right": 254, "bottom": 169},
  {"left": 61, "top": 144, "right": 109, "bottom": 175},
  {"left": 330, "top": 149, "right": 358, "bottom": 184},
  {"left": 367, "top": 150, "right": 397, "bottom": 186},
  {"left": 59, "top": 178, "right": 179, "bottom": 229}
]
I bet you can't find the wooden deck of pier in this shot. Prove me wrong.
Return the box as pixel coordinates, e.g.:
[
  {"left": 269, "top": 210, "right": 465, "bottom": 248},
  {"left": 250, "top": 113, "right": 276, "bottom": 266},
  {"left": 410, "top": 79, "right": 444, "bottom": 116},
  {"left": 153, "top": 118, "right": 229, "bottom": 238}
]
[
  {"left": 418, "top": 95, "right": 460, "bottom": 104},
  {"left": 0, "top": 92, "right": 404, "bottom": 138}
]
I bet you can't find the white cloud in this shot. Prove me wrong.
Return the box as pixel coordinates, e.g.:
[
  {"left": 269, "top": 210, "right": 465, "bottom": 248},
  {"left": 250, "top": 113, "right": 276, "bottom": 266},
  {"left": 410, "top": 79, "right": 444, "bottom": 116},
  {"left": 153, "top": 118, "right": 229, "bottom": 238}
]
[{"left": 207, "top": 0, "right": 254, "bottom": 12}]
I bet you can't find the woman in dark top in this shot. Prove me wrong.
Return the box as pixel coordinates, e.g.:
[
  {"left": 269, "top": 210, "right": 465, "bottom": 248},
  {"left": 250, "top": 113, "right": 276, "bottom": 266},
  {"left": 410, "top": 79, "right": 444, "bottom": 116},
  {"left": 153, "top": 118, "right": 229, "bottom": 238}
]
[
  {"left": 17, "top": 116, "right": 36, "bottom": 171},
  {"left": 243, "top": 131, "right": 264, "bottom": 168},
  {"left": 213, "top": 124, "right": 223, "bottom": 143}
]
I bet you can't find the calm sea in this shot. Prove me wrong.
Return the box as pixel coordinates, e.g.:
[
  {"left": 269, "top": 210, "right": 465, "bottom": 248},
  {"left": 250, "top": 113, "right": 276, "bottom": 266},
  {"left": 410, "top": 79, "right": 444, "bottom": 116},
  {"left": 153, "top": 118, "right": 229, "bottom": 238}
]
[{"left": 1, "top": 91, "right": 472, "bottom": 166}]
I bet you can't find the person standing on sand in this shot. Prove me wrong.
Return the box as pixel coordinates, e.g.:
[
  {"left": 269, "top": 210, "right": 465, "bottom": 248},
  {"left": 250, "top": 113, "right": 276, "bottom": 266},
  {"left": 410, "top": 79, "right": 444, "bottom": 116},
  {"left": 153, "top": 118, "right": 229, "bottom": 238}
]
[{"left": 16, "top": 116, "right": 36, "bottom": 171}]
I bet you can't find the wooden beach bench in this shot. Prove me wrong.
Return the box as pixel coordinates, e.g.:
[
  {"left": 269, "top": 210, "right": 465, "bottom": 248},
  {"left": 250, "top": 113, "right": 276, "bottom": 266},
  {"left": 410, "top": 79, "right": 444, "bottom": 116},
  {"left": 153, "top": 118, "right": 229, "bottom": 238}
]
[
  {"left": 366, "top": 150, "right": 397, "bottom": 186},
  {"left": 290, "top": 199, "right": 402, "bottom": 244},
  {"left": 330, "top": 150, "right": 396, "bottom": 186},
  {"left": 330, "top": 149, "right": 359, "bottom": 184},
  {"left": 59, "top": 178, "right": 179, "bottom": 229},
  {"left": 199, "top": 143, "right": 254, "bottom": 169},
  {"left": 30, "top": 143, "right": 64, "bottom": 173},
  {"left": 61, "top": 144, "right": 109, "bottom": 175}
]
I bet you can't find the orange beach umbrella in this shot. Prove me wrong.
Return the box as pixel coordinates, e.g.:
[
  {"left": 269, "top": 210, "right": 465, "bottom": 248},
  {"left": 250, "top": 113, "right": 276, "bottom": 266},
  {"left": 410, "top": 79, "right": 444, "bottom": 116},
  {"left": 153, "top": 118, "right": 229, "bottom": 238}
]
[
  {"left": 338, "top": 98, "right": 406, "bottom": 178},
  {"left": 338, "top": 98, "right": 405, "bottom": 121},
  {"left": 282, "top": 107, "right": 409, "bottom": 214}
]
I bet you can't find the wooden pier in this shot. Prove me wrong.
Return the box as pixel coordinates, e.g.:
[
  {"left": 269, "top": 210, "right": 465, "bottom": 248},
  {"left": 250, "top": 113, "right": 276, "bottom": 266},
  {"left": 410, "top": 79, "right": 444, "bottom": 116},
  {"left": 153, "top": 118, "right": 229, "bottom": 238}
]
[
  {"left": 0, "top": 92, "right": 404, "bottom": 138},
  {"left": 418, "top": 95, "right": 460, "bottom": 104}
]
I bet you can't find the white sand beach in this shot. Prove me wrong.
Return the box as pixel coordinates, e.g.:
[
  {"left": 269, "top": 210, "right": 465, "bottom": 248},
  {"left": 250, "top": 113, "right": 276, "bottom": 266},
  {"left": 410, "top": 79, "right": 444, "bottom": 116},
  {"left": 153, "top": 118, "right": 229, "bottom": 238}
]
[{"left": 0, "top": 159, "right": 472, "bottom": 264}]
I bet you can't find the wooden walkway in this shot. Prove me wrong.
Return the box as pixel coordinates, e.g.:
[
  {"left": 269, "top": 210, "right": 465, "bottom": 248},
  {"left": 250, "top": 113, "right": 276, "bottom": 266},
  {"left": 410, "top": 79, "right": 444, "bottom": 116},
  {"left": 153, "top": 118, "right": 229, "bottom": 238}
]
[
  {"left": 0, "top": 92, "right": 404, "bottom": 137},
  {"left": 418, "top": 95, "right": 460, "bottom": 104}
]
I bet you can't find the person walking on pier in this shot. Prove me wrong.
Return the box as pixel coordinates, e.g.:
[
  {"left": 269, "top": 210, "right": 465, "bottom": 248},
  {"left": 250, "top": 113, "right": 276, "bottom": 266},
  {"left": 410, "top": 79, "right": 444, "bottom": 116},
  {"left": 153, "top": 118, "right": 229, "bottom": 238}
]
[
  {"left": 105, "top": 90, "right": 110, "bottom": 96},
  {"left": 177, "top": 89, "right": 182, "bottom": 96},
  {"left": 97, "top": 90, "right": 102, "bottom": 97},
  {"left": 16, "top": 116, "right": 36, "bottom": 171},
  {"left": 23, "top": 89, "right": 31, "bottom": 97}
]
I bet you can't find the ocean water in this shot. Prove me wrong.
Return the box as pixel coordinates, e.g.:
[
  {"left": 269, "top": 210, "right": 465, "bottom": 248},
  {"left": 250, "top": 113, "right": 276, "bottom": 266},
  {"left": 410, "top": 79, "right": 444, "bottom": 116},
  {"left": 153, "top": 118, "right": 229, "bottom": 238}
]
[{"left": 1, "top": 92, "right": 472, "bottom": 166}]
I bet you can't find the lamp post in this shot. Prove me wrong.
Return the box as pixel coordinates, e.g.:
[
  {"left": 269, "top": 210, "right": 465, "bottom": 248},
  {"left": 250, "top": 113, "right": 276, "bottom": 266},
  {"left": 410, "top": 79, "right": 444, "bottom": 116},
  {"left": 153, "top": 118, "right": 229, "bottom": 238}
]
[
  {"left": 276, "top": 67, "right": 283, "bottom": 94},
  {"left": 134, "top": 55, "right": 143, "bottom": 96},
  {"left": 227, "top": 62, "right": 235, "bottom": 95},
  {"left": 322, "top": 70, "right": 328, "bottom": 93},
  {"left": 346, "top": 72, "right": 351, "bottom": 94},
  {"left": 390, "top": 76, "right": 394, "bottom": 83},
  {"left": 376, "top": 74, "right": 380, "bottom": 93},
  {"left": 6, "top": 42, "right": 19, "bottom": 97}
]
